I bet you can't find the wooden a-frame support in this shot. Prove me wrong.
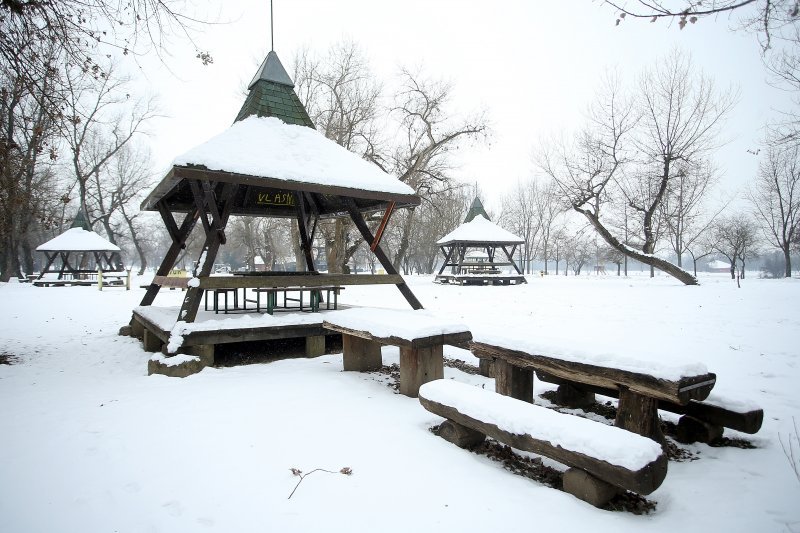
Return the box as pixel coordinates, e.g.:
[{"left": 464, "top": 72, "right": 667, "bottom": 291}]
[{"left": 345, "top": 198, "right": 422, "bottom": 310}]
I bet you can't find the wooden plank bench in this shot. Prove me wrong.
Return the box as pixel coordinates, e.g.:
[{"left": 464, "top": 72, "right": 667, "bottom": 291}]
[
  {"left": 470, "top": 339, "right": 717, "bottom": 444},
  {"left": 536, "top": 371, "right": 763, "bottom": 443},
  {"left": 323, "top": 308, "right": 472, "bottom": 397},
  {"left": 418, "top": 380, "right": 668, "bottom": 507}
]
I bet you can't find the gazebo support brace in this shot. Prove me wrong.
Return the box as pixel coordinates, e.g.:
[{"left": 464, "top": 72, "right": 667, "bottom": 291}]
[
  {"left": 140, "top": 204, "right": 200, "bottom": 307},
  {"left": 437, "top": 245, "right": 454, "bottom": 276},
  {"left": 295, "top": 193, "right": 317, "bottom": 272},
  {"left": 501, "top": 244, "right": 524, "bottom": 275},
  {"left": 37, "top": 252, "right": 58, "bottom": 280},
  {"left": 346, "top": 199, "right": 423, "bottom": 310},
  {"left": 175, "top": 183, "right": 237, "bottom": 325}
]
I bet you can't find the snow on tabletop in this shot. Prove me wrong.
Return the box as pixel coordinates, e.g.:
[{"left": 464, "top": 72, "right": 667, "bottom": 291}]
[
  {"left": 173, "top": 116, "right": 415, "bottom": 196},
  {"left": 437, "top": 215, "right": 524, "bottom": 245},
  {"left": 701, "top": 392, "right": 761, "bottom": 412},
  {"left": 472, "top": 328, "right": 709, "bottom": 382},
  {"left": 149, "top": 353, "right": 200, "bottom": 367},
  {"left": 420, "top": 380, "right": 663, "bottom": 471},
  {"left": 323, "top": 308, "right": 470, "bottom": 341},
  {"left": 35, "top": 227, "right": 121, "bottom": 252}
]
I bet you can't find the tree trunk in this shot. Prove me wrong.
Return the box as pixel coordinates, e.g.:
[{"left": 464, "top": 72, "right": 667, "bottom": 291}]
[
  {"left": 392, "top": 210, "right": 415, "bottom": 272},
  {"left": 577, "top": 207, "right": 698, "bottom": 285},
  {"left": 784, "top": 245, "right": 792, "bottom": 278}
]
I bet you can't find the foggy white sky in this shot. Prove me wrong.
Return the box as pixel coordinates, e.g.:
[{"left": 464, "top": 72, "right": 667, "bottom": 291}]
[{"left": 125, "top": 0, "right": 793, "bottom": 213}]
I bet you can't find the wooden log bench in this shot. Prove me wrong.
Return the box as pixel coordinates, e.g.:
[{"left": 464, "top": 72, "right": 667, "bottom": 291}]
[
  {"left": 323, "top": 308, "right": 472, "bottom": 397},
  {"left": 470, "top": 339, "right": 717, "bottom": 445},
  {"left": 536, "top": 371, "right": 763, "bottom": 443},
  {"left": 418, "top": 380, "right": 668, "bottom": 507}
]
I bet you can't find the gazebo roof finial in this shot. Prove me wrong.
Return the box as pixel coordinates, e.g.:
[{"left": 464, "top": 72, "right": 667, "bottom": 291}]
[
  {"left": 70, "top": 204, "right": 92, "bottom": 231},
  {"left": 464, "top": 196, "right": 490, "bottom": 223}
]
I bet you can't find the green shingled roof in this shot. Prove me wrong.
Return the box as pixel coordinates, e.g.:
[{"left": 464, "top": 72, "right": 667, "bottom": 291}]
[
  {"left": 70, "top": 206, "right": 92, "bottom": 231},
  {"left": 464, "top": 197, "right": 490, "bottom": 223},
  {"left": 234, "top": 51, "right": 315, "bottom": 128}
]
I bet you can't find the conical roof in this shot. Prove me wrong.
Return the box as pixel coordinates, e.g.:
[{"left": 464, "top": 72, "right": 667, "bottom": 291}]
[
  {"left": 37, "top": 227, "right": 121, "bottom": 252},
  {"left": 234, "top": 51, "right": 315, "bottom": 127},
  {"left": 464, "top": 197, "right": 490, "bottom": 223},
  {"left": 69, "top": 206, "right": 92, "bottom": 231}
]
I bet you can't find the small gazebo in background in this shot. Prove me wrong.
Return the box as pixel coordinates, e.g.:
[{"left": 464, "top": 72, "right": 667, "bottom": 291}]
[
  {"left": 435, "top": 197, "right": 526, "bottom": 285},
  {"left": 34, "top": 208, "right": 126, "bottom": 286}
]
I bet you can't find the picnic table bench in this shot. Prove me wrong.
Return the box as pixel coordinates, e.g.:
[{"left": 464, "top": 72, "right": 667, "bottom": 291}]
[
  {"left": 536, "top": 371, "right": 763, "bottom": 443},
  {"left": 419, "top": 380, "right": 668, "bottom": 507},
  {"left": 323, "top": 308, "right": 472, "bottom": 397},
  {"left": 470, "top": 339, "right": 717, "bottom": 444}
]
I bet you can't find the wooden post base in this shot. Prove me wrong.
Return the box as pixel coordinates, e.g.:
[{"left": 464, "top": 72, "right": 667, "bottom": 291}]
[
  {"left": 437, "top": 419, "right": 486, "bottom": 448},
  {"left": 305, "top": 335, "right": 326, "bottom": 357},
  {"left": 494, "top": 359, "right": 533, "bottom": 403},
  {"left": 188, "top": 344, "right": 215, "bottom": 366},
  {"left": 342, "top": 334, "right": 382, "bottom": 371},
  {"left": 676, "top": 415, "right": 724, "bottom": 444},
  {"left": 399, "top": 345, "right": 444, "bottom": 398},
  {"left": 478, "top": 358, "right": 493, "bottom": 378},
  {"left": 142, "top": 329, "right": 163, "bottom": 353},
  {"left": 554, "top": 383, "right": 596, "bottom": 409},
  {"left": 563, "top": 468, "right": 620, "bottom": 507},
  {"left": 130, "top": 318, "right": 145, "bottom": 339},
  {"left": 615, "top": 387, "right": 665, "bottom": 445}
]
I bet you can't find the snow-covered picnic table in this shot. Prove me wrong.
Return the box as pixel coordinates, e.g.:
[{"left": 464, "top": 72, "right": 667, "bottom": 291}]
[
  {"left": 322, "top": 308, "right": 472, "bottom": 397},
  {"left": 470, "top": 331, "right": 719, "bottom": 444}
]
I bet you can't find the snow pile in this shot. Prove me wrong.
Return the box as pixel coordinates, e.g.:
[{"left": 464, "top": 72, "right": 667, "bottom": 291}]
[
  {"left": 323, "top": 307, "right": 470, "bottom": 341},
  {"left": 437, "top": 215, "right": 524, "bottom": 244},
  {"left": 149, "top": 353, "right": 200, "bottom": 367},
  {"left": 173, "top": 116, "right": 415, "bottom": 196},
  {"left": 36, "top": 227, "right": 121, "bottom": 252},
  {"left": 420, "top": 379, "right": 663, "bottom": 470}
]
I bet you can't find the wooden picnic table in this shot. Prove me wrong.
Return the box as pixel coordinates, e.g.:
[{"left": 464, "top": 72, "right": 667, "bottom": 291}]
[{"left": 470, "top": 340, "right": 717, "bottom": 444}]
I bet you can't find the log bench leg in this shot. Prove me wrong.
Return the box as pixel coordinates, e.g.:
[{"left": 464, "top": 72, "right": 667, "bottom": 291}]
[
  {"left": 437, "top": 419, "right": 486, "bottom": 448},
  {"left": 478, "top": 358, "right": 494, "bottom": 378},
  {"left": 305, "top": 335, "right": 326, "bottom": 357},
  {"left": 130, "top": 318, "right": 145, "bottom": 339},
  {"left": 676, "top": 415, "right": 724, "bottom": 444},
  {"left": 615, "top": 387, "right": 666, "bottom": 446},
  {"left": 342, "top": 334, "right": 382, "bottom": 371},
  {"left": 554, "top": 383, "right": 596, "bottom": 409},
  {"left": 399, "top": 345, "right": 444, "bottom": 398},
  {"left": 563, "top": 468, "right": 620, "bottom": 508},
  {"left": 494, "top": 359, "right": 533, "bottom": 403}
]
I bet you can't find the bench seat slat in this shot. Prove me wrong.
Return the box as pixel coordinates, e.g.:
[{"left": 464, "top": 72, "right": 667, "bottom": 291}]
[{"left": 419, "top": 380, "right": 668, "bottom": 495}]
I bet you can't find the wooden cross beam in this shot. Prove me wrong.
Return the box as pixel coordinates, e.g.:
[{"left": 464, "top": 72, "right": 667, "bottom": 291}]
[
  {"left": 139, "top": 204, "right": 201, "bottom": 307},
  {"left": 500, "top": 244, "right": 524, "bottom": 275},
  {"left": 294, "top": 192, "right": 316, "bottom": 272},
  {"left": 174, "top": 182, "right": 237, "bottom": 324},
  {"left": 437, "top": 245, "right": 455, "bottom": 275},
  {"left": 345, "top": 198, "right": 422, "bottom": 310}
]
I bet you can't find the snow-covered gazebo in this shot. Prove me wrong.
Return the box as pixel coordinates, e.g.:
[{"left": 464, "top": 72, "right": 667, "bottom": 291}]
[
  {"left": 136, "top": 50, "right": 423, "bottom": 326},
  {"left": 435, "top": 197, "right": 526, "bottom": 285},
  {"left": 35, "top": 208, "right": 125, "bottom": 285}
]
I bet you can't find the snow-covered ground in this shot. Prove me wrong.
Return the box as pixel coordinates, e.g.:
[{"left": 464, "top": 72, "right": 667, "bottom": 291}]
[{"left": 1, "top": 272, "right": 798, "bottom": 532}]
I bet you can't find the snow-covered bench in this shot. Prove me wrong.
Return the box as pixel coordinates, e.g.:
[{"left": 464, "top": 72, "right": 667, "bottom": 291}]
[
  {"left": 536, "top": 371, "right": 763, "bottom": 443},
  {"left": 322, "top": 308, "right": 472, "bottom": 397},
  {"left": 470, "top": 339, "right": 717, "bottom": 444},
  {"left": 419, "top": 380, "right": 668, "bottom": 507}
]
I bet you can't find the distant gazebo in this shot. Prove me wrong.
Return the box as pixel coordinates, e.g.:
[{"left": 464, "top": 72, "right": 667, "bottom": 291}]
[
  {"left": 435, "top": 197, "right": 526, "bottom": 285},
  {"left": 135, "top": 50, "right": 423, "bottom": 328},
  {"left": 35, "top": 208, "right": 125, "bottom": 285}
]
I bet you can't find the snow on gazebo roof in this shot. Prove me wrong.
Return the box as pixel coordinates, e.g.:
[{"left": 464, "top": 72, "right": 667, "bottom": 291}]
[
  {"left": 36, "top": 227, "right": 121, "bottom": 252},
  {"left": 171, "top": 116, "right": 413, "bottom": 196},
  {"left": 437, "top": 214, "right": 524, "bottom": 245}
]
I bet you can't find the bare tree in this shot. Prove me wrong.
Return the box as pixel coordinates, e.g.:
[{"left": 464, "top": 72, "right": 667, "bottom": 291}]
[
  {"left": 749, "top": 145, "right": 800, "bottom": 276},
  {"left": 292, "top": 41, "right": 381, "bottom": 273},
  {"left": 540, "top": 53, "right": 735, "bottom": 285},
  {"left": 712, "top": 213, "right": 760, "bottom": 279},
  {"left": 61, "top": 62, "right": 157, "bottom": 242},
  {"left": 369, "top": 69, "right": 487, "bottom": 271},
  {"left": 500, "top": 178, "right": 542, "bottom": 274}
]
